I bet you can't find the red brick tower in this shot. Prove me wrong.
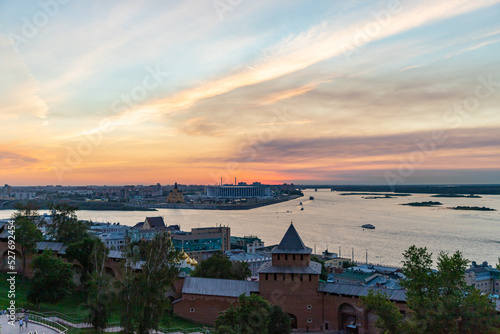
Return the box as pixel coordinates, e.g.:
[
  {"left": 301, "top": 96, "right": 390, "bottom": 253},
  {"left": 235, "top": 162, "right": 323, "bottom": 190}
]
[{"left": 258, "top": 222, "right": 323, "bottom": 330}]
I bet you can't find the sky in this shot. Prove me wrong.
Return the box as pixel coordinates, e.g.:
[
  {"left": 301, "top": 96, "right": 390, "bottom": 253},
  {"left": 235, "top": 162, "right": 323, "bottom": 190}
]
[{"left": 1, "top": 0, "right": 500, "bottom": 186}]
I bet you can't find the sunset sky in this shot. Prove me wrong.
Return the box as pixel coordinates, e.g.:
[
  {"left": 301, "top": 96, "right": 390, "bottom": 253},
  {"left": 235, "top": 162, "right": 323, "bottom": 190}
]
[{"left": 1, "top": 0, "right": 500, "bottom": 186}]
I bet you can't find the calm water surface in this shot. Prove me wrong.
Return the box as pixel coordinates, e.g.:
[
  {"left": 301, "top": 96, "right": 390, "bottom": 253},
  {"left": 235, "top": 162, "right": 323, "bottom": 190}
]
[{"left": 2, "top": 190, "right": 499, "bottom": 267}]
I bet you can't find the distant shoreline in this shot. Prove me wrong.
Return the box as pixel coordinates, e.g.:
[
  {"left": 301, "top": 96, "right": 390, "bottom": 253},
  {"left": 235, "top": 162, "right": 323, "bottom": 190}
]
[
  {"left": 327, "top": 184, "right": 500, "bottom": 195},
  {"left": 0, "top": 195, "right": 301, "bottom": 212},
  {"left": 150, "top": 195, "right": 302, "bottom": 210}
]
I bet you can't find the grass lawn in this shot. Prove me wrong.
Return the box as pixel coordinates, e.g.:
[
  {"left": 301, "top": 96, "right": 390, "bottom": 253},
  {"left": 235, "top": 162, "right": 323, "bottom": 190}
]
[{"left": 0, "top": 273, "right": 208, "bottom": 330}]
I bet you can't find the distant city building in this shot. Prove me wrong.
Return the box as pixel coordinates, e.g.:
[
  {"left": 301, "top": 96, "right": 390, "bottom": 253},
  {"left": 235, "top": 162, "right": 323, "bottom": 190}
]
[
  {"left": 0, "top": 185, "right": 11, "bottom": 198},
  {"left": 230, "top": 235, "right": 263, "bottom": 252},
  {"left": 172, "top": 226, "right": 230, "bottom": 261},
  {"left": 465, "top": 261, "right": 500, "bottom": 295},
  {"left": 324, "top": 257, "right": 352, "bottom": 270},
  {"left": 226, "top": 250, "right": 271, "bottom": 277},
  {"left": 167, "top": 183, "right": 185, "bottom": 203},
  {"left": 206, "top": 184, "right": 271, "bottom": 198},
  {"left": 143, "top": 216, "right": 166, "bottom": 230}
]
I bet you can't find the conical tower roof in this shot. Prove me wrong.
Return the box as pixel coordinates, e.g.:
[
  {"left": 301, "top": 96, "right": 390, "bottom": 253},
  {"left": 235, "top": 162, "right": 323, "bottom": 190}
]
[{"left": 272, "top": 222, "right": 311, "bottom": 254}]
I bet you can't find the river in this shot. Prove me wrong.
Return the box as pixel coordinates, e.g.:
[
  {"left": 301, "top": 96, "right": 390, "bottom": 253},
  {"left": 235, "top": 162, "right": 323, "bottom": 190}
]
[{"left": 2, "top": 189, "right": 499, "bottom": 268}]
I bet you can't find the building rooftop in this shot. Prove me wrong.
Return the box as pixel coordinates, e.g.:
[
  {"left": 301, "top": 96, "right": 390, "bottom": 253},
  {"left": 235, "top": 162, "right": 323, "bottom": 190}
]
[
  {"left": 228, "top": 252, "right": 270, "bottom": 262},
  {"left": 182, "top": 276, "right": 259, "bottom": 298},
  {"left": 145, "top": 216, "right": 165, "bottom": 229},
  {"left": 108, "top": 250, "right": 124, "bottom": 259},
  {"left": 272, "top": 223, "right": 311, "bottom": 254},
  {"left": 36, "top": 241, "right": 65, "bottom": 253},
  {"left": 258, "top": 261, "right": 322, "bottom": 274},
  {"left": 319, "top": 282, "right": 406, "bottom": 301}
]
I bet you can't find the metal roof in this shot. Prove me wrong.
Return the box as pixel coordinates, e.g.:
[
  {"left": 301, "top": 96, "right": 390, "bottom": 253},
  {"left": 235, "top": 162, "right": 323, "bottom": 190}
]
[
  {"left": 145, "top": 217, "right": 165, "bottom": 229},
  {"left": 272, "top": 223, "right": 310, "bottom": 254},
  {"left": 258, "top": 261, "right": 322, "bottom": 274},
  {"left": 108, "top": 250, "right": 124, "bottom": 259},
  {"left": 182, "top": 276, "right": 259, "bottom": 298},
  {"left": 36, "top": 241, "right": 65, "bottom": 253},
  {"left": 0, "top": 230, "right": 11, "bottom": 239},
  {"left": 319, "top": 282, "right": 407, "bottom": 301}
]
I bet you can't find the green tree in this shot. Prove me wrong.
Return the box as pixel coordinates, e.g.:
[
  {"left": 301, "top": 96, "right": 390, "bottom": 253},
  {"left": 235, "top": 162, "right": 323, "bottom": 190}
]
[
  {"left": 361, "top": 290, "right": 406, "bottom": 334},
  {"left": 11, "top": 202, "right": 43, "bottom": 279},
  {"left": 362, "top": 246, "right": 499, "bottom": 334},
  {"left": 232, "top": 261, "right": 252, "bottom": 280},
  {"left": 191, "top": 251, "right": 251, "bottom": 280},
  {"left": 66, "top": 236, "right": 108, "bottom": 286},
  {"left": 27, "top": 250, "right": 74, "bottom": 308},
  {"left": 119, "top": 233, "right": 180, "bottom": 334},
  {"left": 311, "top": 255, "right": 328, "bottom": 281},
  {"left": 268, "top": 304, "right": 292, "bottom": 334},
  {"left": 342, "top": 260, "right": 356, "bottom": 269},
  {"left": 48, "top": 203, "right": 88, "bottom": 243},
  {"left": 85, "top": 246, "right": 114, "bottom": 333},
  {"left": 215, "top": 294, "right": 291, "bottom": 334}
]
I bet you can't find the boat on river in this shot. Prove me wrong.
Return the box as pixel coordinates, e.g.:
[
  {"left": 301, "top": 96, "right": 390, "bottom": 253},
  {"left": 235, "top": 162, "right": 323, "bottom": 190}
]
[{"left": 361, "top": 224, "right": 375, "bottom": 229}]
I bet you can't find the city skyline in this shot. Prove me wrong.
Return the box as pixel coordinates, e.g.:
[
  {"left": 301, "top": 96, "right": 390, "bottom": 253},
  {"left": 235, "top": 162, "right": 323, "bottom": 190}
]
[{"left": 1, "top": 0, "right": 500, "bottom": 186}]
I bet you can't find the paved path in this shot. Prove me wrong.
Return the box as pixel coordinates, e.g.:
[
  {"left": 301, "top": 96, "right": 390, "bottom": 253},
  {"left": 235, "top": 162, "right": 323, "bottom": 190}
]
[
  {"left": 0, "top": 315, "right": 59, "bottom": 334},
  {"left": 0, "top": 313, "right": 207, "bottom": 334}
]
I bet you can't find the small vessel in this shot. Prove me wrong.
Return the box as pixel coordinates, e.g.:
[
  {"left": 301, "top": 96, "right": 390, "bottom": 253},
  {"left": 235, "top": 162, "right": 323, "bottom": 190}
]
[
  {"left": 362, "top": 224, "right": 375, "bottom": 229},
  {"left": 309, "top": 196, "right": 315, "bottom": 200},
  {"left": 299, "top": 202, "right": 303, "bottom": 205},
  {"left": 301, "top": 207, "right": 304, "bottom": 211}
]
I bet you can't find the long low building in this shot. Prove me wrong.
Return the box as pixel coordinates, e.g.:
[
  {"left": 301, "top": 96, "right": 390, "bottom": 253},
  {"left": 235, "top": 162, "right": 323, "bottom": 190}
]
[{"left": 206, "top": 185, "right": 271, "bottom": 198}]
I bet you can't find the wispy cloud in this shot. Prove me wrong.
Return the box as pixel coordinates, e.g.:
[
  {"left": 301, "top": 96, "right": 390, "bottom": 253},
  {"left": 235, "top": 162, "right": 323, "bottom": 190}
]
[
  {"left": 0, "top": 36, "right": 48, "bottom": 119},
  {"left": 399, "top": 64, "right": 424, "bottom": 72},
  {"left": 88, "top": 0, "right": 499, "bottom": 132},
  {"left": 445, "top": 39, "right": 500, "bottom": 58}
]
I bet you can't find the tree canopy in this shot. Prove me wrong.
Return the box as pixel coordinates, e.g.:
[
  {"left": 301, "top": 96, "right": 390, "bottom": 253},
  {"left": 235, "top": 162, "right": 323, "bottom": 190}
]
[
  {"left": 310, "top": 255, "right": 328, "bottom": 281},
  {"left": 85, "top": 245, "right": 114, "bottom": 333},
  {"left": 191, "top": 251, "right": 251, "bottom": 280},
  {"left": 362, "top": 246, "right": 500, "bottom": 334},
  {"left": 47, "top": 203, "right": 89, "bottom": 243},
  {"left": 65, "top": 236, "right": 108, "bottom": 286},
  {"left": 215, "top": 294, "right": 291, "bottom": 334},
  {"left": 119, "top": 233, "right": 180, "bottom": 334},
  {"left": 27, "top": 250, "right": 74, "bottom": 307},
  {"left": 11, "top": 202, "right": 43, "bottom": 278}
]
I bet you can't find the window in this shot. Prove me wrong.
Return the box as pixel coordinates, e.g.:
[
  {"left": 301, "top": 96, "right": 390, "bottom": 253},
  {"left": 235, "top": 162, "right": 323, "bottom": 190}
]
[
  {"left": 307, "top": 318, "right": 312, "bottom": 323},
  {"left": 300, "top": 274, "right": 303, "bottom": 281},
  {"left": 274, "top": 273, "right": 277, "bottom": 280},
  {"left": 291, "top": 273, "right": 294, "bottom": 281},
  {"left": 301, "top": 255, "right": 303, "bottom": 261},
  {"left": 190, "top": 308, "right": 195, "bottom": 313},
  {"left": 307, "top": 305, "right": 312, "bottom": 310},
  {"left": 277, "top": 254, "right": 280, "bottom": 260},
  {"left": 293, "top": 254, "right": 296, "bottom": 260},
  {"left": 285, "top": 254, "right": 288, "bottom": 260},
  {"left": 309, "top": 274, "right": 312, "bottom": 281},
  {"left": 283, "top": 274, "right": 285, "bottom": 281},
  {"left": 265, "top": 274, "right": 268, "bottom": 281}
]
